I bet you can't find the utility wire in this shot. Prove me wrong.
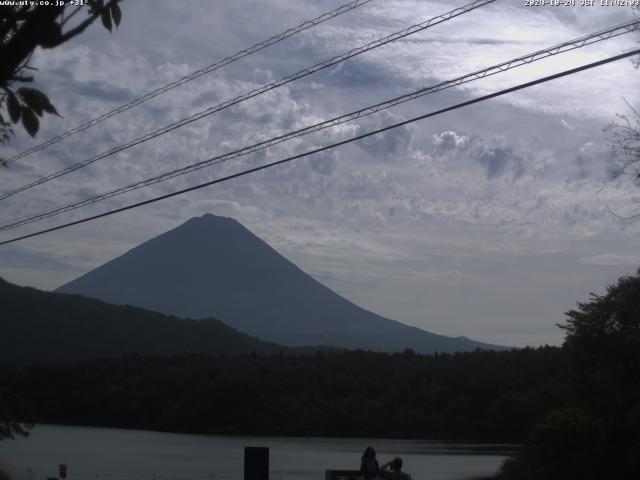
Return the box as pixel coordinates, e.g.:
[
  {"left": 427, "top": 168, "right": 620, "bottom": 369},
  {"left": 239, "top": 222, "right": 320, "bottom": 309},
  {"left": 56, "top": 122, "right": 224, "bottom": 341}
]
[
  {"left": 1, "top": 0, "right": 374, "bottom": 167},
  {"left": 1, "top": 48, "right": 638, "bottom": 247},
  {"left": 0, "top": 0, "right": 496, "bottom": 201},
  {"left": 0, "top": 20, "right": 637, "bottom": 232}
]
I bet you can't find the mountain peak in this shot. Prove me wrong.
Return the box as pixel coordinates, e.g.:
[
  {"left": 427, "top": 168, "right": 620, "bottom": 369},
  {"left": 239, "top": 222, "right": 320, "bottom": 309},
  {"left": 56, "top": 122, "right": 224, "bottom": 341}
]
[
  {"left": 181, "top": 213, "right": 240, "bottom": 228},
  {"left": 197, "top": 213, "right": 235, "bottom": 223},
  {"left": 57, "top": 216, "right": 504, "bottom": 353}
]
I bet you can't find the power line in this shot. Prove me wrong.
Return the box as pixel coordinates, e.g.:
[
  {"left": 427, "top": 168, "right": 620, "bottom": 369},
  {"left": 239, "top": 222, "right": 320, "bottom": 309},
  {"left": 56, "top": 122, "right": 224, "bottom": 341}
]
[
  {"left": 1, "top": 48, "right": 637, "bottom": 247},
  {"left": 1, "top": 20, "right": 637, "bottom": 232},
  {"left": 0, "top": 0, "right": 496, "bottom": 201},
  {"left": 1, "top": 0, "right": 374, "bottom": 167}
]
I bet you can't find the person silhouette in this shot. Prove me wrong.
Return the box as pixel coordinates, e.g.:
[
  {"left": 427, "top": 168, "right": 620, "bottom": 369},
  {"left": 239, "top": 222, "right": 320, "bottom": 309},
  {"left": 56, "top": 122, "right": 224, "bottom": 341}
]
[
  {"left": 378, "top": 457, "right": 411, "bottom": 480},
  {"left": 360, "top": 446, "right": 380, "bottom": 480}
]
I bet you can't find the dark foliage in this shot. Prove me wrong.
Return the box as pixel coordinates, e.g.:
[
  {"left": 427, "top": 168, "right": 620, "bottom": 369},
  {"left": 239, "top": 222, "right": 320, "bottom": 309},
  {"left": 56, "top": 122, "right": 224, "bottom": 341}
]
[
  {"left": 0, "top": 387, "right": 32, "bottom": 440},
  {"left": 0, "top": 347, "right": 569, "bottom": 442},
  {"left": 495, "top": 270, "right": 640, "bottom": 479},
  {"left": 0, "top": 0, "right": 122, "bottom": 150},
  {"left": 0, "top": 277, "right": 289, "bottom": 364}
]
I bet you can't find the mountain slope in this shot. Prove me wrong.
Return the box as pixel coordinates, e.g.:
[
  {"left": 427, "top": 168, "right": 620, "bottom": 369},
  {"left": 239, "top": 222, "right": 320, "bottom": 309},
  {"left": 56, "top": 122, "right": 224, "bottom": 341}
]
[
  {"left": 0, "top": 277, "right": 288, "bottom": 363},
  {"left": 57, "top": 214, "right": 503, "bottom": 353}
]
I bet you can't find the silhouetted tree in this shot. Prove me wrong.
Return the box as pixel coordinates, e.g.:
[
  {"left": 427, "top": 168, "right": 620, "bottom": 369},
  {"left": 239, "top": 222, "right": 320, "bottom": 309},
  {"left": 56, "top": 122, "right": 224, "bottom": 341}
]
[
  {"left": 0, "top": 0, "right": 122, "bottom": 156},
  {"left": 605, "top": 6, "right": 640, "bottom": 218},
  {"left": 496, "top": 269, "right": 640, "bottom": 479},
  {"left": 606, "top": 103, "right": 640, "bottom": 218},
  {"left": 0, "top": 389, "right": 32, "bottom": 440}
]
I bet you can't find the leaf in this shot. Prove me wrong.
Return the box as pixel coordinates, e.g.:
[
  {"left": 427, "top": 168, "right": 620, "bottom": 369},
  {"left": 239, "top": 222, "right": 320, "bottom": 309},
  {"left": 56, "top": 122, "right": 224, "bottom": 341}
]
[
  {"left": 111, "top": 2, "right": 121, "bottom": 28},
  {"left": 18, "top": 88, "right": 43, "bottom": 117},
  {"left": 18, "top": 87, "right": 60, "bottom": 117},
  {"left": 101, "top": 8, "right": 112, "bottom": 32},
  {"left": 7, "top": 92, "right": 20, "bottom": 123},
  {"left": 42, "top": 98, "right": 60, "bottom": 117},
  {"left": 21, "top": 106, "right": 39, "bottom": 137},
  {"left": 88, "top": 0, "right": 104, "bottom": 15}
]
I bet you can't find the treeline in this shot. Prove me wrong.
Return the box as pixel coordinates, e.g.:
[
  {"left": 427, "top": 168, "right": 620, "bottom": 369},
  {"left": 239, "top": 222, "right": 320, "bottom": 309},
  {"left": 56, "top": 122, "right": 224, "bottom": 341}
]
[
  {"left": 0, "top": 277, "right": 289, "bottom": 364},
  {"left": 1, "top": 346, "right": 568, "bottom": 442},
  {"left": 494, "top": 270, "right": 640, "bottom": 480}
]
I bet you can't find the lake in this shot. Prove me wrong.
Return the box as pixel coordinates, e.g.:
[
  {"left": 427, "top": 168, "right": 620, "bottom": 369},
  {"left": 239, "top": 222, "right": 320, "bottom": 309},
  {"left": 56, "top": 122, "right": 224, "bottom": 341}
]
[{"left": 0, "top": 425, "right": 515, "bottom": 480}]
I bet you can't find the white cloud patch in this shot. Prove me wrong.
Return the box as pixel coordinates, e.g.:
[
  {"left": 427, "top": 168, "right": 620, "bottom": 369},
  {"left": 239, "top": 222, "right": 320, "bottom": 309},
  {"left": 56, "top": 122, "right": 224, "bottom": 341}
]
[
  {"left": 436, "top": 133, "right": 528, "bottom": 180},
  {"left": 432, "top": 130, "right": 470, "bottom": 153}
]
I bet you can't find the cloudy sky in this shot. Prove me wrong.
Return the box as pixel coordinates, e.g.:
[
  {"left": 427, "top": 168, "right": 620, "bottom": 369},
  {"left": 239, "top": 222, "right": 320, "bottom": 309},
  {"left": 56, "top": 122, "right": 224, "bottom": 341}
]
[{"left": 1, "top": 0, "right": 639, "bottom": 347}]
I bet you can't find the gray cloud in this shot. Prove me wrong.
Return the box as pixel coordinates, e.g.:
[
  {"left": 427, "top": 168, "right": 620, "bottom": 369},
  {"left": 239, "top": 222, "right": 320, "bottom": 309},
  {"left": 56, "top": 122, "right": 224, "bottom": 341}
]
[{"left": 431, "top": 130, "right": 526, "bottom": 179}]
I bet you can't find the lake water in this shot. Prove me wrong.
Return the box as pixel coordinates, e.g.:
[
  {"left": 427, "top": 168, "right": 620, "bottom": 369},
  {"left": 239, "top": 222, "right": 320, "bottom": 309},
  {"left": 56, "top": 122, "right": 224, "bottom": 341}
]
[{"left": 0, "top": 425, "right": 515, "bottom": 480}]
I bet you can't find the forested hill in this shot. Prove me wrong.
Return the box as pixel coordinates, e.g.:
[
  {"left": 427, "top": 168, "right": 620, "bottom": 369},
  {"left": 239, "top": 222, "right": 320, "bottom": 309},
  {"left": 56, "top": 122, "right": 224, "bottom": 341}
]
[
  {"left": 0, "top": 277, "right": 289, "bottom": 363},
  {"left": 2, "top": 347, "right": 569, "bottom": 442}
]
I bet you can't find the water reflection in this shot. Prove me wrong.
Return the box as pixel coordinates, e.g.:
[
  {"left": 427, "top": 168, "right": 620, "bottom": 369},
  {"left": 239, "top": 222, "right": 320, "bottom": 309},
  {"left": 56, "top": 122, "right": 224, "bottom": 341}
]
[{"left": 0, "top": 425, "right": 516, "bottom": 480}]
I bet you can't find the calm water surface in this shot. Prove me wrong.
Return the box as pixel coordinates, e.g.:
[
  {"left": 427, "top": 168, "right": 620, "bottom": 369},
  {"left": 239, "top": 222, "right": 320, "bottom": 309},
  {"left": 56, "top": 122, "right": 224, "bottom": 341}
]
[{"left": 0, "top": 425, "right": 515, "bottom": 480}]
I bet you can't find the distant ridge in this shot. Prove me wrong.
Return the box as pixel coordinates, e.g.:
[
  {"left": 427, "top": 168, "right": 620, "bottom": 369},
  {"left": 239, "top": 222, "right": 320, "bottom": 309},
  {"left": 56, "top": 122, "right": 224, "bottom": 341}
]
[
  {"left": 0, "top": 277, "right": 289, "bottom": 363},
  {"left": 57, "top": 214, "right": 505, "bottom": 353}
]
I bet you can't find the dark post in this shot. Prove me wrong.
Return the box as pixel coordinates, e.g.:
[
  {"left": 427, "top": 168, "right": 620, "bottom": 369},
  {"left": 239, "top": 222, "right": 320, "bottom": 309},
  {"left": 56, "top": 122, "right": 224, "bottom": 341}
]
[{"left": 244, "top": 446, "right": 269, "bottom": 480}]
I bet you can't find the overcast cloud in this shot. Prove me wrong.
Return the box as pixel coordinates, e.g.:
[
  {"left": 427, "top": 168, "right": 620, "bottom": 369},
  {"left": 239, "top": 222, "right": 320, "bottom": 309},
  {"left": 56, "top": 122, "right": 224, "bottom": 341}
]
[{"left": 1, "top": 0, "right": 639, "bottom": 346}]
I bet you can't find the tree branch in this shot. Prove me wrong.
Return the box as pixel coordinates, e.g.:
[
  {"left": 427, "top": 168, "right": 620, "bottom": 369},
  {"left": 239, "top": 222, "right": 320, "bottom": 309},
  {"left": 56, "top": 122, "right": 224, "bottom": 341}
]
[{"left": 52, "top": 0, "right": 121, "bottom": 47}]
